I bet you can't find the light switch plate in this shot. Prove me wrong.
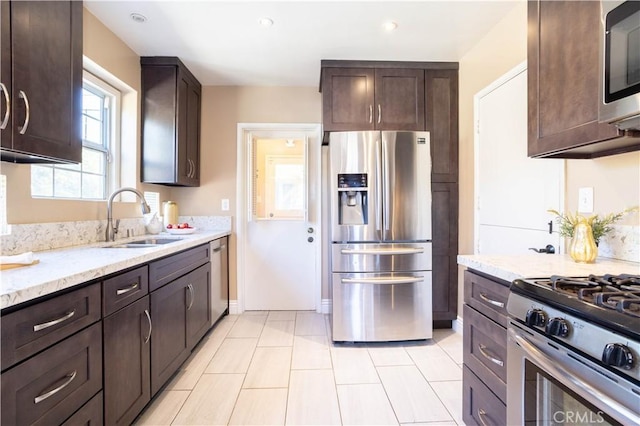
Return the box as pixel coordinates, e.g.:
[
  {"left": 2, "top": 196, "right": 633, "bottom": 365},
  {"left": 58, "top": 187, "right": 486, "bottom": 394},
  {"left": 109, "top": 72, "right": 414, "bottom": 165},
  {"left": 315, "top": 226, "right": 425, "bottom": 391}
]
[
  {"left": 221, "top": 199, "right": 230, "bottom": 211},
  {"left": 578, "top": 187, "right": 593, "bottom": 213}
]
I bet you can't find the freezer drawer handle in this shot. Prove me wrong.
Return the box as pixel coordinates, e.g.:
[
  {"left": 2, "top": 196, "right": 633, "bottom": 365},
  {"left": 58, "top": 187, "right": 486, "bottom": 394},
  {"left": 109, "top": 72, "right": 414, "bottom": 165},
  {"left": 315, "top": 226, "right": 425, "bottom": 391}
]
[
  {"left": 341, "top": 276, "right": 424, "bottom": 285},
  {"left": 340, "top": 248, "right": 424, "bottom": 255}
]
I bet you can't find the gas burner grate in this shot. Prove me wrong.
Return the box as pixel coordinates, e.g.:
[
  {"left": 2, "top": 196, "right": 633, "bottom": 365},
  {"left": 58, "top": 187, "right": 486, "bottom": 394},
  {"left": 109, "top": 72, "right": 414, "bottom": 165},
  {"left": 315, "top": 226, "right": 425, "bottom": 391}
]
[
  {"left": 619, "top": 300, "right": 640, "bottom": 318},
  {"left": 595, "top": 292, "right": 640, "bottom": 310}
]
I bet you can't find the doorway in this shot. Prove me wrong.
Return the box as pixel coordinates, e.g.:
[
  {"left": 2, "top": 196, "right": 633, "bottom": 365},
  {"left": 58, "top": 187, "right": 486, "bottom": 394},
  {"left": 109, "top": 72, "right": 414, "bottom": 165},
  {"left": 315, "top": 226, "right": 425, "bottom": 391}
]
[
  {"left": 237, "top": 124, "right": 322, "bottom": 312},
  {"left": 474, "top": 62, "right": 564, "bottom": 254}
]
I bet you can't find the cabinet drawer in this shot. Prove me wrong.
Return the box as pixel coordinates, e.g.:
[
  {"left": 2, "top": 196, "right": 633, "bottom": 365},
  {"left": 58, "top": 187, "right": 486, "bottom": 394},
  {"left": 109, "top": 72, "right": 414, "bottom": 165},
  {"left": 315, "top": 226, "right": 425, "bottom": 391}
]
[
  {"left": 1, "top": 283, "right": 101, "bottom": 370},
  {"left": 103, "top": 265, "right": 149, "bottom": 316},
  {"left": 61, "top": 391, "right": 103, "bottom": 426},
  {"left": 464, "top": 270, "right": 510, "bottom": 327},
  {"left": 150, "top": 244, "right": 210, "bottom": 291},
  {"left": 1, "top": 322, "right": 102, "bottom": 426},
  {"left": 463, "top": 305, "right": 507, "bottom": 403},
  {"left": 463, "top": 366, "right": 506, "bottom": 426}
]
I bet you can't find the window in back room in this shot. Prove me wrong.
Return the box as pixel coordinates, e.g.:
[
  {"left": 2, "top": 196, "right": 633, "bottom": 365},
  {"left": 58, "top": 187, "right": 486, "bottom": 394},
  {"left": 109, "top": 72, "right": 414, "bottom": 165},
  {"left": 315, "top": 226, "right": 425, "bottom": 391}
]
[{"left": 30, "top": 71, "right": 121, "bottom": 200}]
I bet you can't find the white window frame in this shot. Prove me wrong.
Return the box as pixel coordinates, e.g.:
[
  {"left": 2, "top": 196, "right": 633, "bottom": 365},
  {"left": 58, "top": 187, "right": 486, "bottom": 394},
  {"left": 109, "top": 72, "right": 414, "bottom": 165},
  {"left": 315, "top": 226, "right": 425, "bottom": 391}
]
[{"left": 30, "top": 71, "right": 121, "bottom": 200}]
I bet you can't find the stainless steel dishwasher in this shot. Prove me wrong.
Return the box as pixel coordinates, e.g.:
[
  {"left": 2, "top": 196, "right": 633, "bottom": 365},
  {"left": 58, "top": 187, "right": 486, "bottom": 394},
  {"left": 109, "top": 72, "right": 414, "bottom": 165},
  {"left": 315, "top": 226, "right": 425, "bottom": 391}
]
[{"left": 210, "top": 237, "right": 229, "bottom": 325}]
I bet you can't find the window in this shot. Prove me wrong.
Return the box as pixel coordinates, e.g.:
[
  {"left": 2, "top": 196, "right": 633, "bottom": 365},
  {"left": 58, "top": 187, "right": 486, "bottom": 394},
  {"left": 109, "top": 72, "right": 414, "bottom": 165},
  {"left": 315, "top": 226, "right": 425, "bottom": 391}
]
[{"left": 31, "top": 72, "right": 120, "bottom": 200}]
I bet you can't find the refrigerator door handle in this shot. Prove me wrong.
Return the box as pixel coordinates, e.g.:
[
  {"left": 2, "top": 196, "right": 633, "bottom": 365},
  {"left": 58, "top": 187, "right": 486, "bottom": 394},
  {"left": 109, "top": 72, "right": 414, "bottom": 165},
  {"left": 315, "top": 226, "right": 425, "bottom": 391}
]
[
  {"left": 341, "top": 248, "right": 424, "bottom": 255},
  {"left": 341, "top": 276, "right": 424, "bottom": 285},
  {"left": 375, "top": 135, "right": 383, "bottom": 239}
]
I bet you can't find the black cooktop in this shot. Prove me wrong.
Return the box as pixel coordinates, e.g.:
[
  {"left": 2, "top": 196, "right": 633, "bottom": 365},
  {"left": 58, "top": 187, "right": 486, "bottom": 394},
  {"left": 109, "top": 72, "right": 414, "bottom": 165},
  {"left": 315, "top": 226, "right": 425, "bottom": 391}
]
[{"left": 511, "top": 274, "right": 640, "bottom": 340}]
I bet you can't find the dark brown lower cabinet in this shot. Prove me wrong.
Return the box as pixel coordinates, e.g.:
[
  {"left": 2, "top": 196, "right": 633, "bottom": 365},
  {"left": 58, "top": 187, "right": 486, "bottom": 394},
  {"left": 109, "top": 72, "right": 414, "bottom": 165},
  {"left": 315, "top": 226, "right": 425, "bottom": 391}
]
[
  {"left": 462, "top": 269, "right": 509, "bottom": 426},
  {"left": 1, "top": 322, "right": 102, "bottom": 426},
  {"left": 103, "top": 296, "right": 151, "bottom": 426},
  {"left": 150, "top": 263, "right": 211, "bottom": 395},
  {"left": 62, "top": 391, "right": 103, "bottom": 426},
  {"left": 432, "top": 182, "right": 458, "bottom": 325}
]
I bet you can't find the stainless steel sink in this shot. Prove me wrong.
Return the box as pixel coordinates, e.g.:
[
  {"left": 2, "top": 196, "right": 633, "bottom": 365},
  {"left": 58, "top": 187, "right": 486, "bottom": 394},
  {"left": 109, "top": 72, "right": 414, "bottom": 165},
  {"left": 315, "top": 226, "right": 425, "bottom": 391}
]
[{"left": 104, "top": 238, "right": 182, "bottom": 248}]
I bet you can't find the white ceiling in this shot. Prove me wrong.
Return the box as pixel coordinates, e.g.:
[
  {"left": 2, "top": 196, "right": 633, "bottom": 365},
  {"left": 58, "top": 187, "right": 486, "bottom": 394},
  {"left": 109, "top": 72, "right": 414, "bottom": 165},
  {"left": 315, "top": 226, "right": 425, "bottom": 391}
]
[{"left": 84, "top": 0, "right": 520, "bottom": 87}]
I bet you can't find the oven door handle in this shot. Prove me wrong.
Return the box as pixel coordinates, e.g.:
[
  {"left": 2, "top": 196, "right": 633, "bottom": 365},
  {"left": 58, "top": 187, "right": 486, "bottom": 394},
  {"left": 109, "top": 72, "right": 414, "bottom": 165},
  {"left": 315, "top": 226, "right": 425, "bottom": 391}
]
[{"left": 510, "top": 329, "right": 640, "bottom": 425}]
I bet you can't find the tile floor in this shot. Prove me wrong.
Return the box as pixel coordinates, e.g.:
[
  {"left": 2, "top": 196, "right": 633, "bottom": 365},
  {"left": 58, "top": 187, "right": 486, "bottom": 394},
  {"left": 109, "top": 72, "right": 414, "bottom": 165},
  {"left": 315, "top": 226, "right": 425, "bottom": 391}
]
[{"left": 136, "top": 311, "right": 464, "bottom": 425}]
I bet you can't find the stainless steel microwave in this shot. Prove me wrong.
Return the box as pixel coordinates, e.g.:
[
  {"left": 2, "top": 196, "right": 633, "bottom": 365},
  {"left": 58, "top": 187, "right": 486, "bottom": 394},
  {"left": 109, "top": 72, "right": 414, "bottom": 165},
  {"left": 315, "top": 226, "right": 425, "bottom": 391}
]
[{"left": 599, "top": 0, "right": 640, "bottom": 129}]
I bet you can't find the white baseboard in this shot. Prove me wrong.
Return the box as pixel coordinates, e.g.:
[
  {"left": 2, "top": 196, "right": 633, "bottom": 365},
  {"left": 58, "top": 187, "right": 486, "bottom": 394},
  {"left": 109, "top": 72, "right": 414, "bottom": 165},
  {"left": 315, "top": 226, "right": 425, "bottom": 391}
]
[
  {"left": 321, "top": 299, "right": 332, "bottom": 314},
  {"left": 228, "top": 300, "right": 240, "bottom": 315},
  {"left": 451, "top": 315, "right": 463, "bottom": 334}
]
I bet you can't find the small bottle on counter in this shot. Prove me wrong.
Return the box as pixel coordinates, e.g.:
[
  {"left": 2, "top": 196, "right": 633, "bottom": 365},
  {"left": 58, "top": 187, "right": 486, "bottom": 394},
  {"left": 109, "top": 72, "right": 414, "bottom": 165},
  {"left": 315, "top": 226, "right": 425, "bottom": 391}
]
[{"left": 163, "top": 201, "right": 179, "bottom": 228}]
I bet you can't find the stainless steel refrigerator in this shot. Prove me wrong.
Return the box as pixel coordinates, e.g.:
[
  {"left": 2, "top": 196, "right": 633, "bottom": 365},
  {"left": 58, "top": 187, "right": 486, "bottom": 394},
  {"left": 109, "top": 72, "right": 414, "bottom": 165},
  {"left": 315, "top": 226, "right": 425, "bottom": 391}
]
[{"left": 329, "top": 131, "right": 432, "bottom": 342}]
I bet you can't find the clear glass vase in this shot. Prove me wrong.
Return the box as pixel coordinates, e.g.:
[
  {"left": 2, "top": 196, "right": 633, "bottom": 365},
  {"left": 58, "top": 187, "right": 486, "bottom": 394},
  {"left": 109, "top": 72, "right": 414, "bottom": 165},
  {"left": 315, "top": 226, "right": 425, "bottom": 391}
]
[{"left": 569, "top": 217, "right": 598, "bottom": 263}]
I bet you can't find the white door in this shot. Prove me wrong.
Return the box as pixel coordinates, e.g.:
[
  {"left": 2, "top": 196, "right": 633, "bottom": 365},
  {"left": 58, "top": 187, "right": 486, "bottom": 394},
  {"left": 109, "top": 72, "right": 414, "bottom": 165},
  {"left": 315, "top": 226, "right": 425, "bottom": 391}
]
[
  {"left": 239, "top": 125, "right": 321, "bottom": 311},
  {"left": 475, "top": 63, "right": 563, "bottom": 255}
]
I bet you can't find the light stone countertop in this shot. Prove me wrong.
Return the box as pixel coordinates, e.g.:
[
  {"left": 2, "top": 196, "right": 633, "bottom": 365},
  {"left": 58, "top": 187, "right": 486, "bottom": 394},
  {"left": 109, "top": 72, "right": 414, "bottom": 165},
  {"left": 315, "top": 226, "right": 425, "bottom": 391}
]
[
  {"left": 1, "top": 230, "right": 230, "bottom": 310},
  {"left": 457, "top": 254, "right": 640, "bottom": 283}
]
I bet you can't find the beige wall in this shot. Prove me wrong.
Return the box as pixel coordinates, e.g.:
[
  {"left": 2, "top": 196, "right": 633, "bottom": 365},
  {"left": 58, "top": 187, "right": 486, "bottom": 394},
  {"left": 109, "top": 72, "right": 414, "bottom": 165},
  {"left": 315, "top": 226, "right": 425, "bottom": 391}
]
[
  {"left": 172, "top": 86, "right": 322, "bottom": 299},
  {"left": 2, "top": 8, "right": 170, "bottom": 224}
]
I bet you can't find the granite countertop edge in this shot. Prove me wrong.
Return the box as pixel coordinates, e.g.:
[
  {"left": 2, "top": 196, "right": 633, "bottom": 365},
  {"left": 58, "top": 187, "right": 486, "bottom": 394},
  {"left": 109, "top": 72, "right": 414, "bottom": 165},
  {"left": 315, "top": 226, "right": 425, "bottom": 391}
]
[
  {"left": 457, "top": 253, "right": 640, "bottom": 283},
  {"left": 1, "top": 230, "right": 231, "bottom": 310}
]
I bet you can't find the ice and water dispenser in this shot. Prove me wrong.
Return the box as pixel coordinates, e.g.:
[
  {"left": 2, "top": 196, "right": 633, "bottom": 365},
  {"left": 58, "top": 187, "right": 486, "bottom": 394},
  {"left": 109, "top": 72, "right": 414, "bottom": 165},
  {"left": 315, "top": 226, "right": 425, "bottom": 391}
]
[{"left": 337, "top": 173, "right": 368, "bottom": 225}]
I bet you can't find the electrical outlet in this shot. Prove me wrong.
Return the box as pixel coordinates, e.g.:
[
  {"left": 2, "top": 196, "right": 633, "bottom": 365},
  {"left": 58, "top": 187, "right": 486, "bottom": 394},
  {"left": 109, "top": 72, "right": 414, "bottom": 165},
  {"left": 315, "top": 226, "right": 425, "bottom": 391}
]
[
  {"left": 221, "top": 199, "right": 229, "bottom": 211},
  {"left": 578, "top": 187, "right": 593, "bottom": 213}
]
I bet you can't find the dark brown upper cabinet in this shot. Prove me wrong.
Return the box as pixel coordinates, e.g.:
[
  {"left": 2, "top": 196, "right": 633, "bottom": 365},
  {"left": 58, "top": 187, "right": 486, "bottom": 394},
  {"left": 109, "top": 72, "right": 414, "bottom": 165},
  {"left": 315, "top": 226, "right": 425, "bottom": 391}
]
[
  {"left": 426, "top": 69, "right": 458, "bottom": 183},
  {"left": 527, "top": 0, "right": 639, "bottom": 159},
  {"left": 321, "top": 62, "right": 426, "bottom": 132},
  {"left": 0, "top": 1, "right": 83, "bottom": 164},
  {"left": 141, "top": 57, "right": 201, "bottom": 187}
]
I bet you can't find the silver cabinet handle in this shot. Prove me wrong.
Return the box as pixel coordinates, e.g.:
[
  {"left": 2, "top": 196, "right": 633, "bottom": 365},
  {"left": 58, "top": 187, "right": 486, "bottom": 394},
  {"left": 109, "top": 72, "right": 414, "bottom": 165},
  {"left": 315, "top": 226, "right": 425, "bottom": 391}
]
[
  {"left": 33, "top": 310, "right": 76, "bottom": 332},
  {"left": 377, "top": 104, "right": 381, "bottom": 124},
  {"left": 186, "top": 159, "right": 192, "bottom": 178},
  {"left": 0, "top": 82, "right": 9, "bottom": 130},
  {"left": 479, "top": 292, "right": 505, "bottom": 308},
  {"left": 477, "top": 409, "right": 490, "bottom": 426},
  {"left": 341, "top": 248, "right": 424, "bottom": 255},
  {"left": 369, "top": 105, "right": 373, "bottom": 124},
  {"left": 186, "top": 284, "right": 194, "bottom": 310},
  {"left": 116, "top": 282, "right": 139, "bottom": 296},
  {"left": 190, "top": 159, "right": 196, "bottom": 178},
  {"left": 34, "top": 370, "right": 77, "bottom": 404},
  {"left": 212, "top": 247, "right": 222, "bottom": 253},
  {"left": 478, "top": 343, "right": 504, "bottom": 367},
  {"left": 18, "top": 90, "right": 30, "bottom": 135},
  {"left": 342, "top": 276, "right": 423, "bottom": 285},
  {"left": 143, "top": 309, "right": 152, "bottom": 344}
]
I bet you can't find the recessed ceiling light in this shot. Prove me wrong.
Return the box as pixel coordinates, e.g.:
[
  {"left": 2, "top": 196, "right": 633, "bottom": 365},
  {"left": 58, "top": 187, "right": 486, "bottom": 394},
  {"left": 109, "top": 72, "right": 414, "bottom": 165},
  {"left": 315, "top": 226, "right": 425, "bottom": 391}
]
[
  {"left": 259, "top": 17, "right": 274, "bottom": 27},
  {"left": 130, "top": 13, "right": 147, "bottom": 24},
  {"left": 383, "top": 21, "right": 398, "bottom": 32}
]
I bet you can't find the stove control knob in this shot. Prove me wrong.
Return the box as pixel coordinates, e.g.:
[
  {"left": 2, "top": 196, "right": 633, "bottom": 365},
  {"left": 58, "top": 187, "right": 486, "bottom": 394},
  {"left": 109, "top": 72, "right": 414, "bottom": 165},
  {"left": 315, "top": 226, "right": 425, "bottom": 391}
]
[
  {"left": 545, "top": 317, "right": 570, "bottom": 337},
  {"left": 525, "top": 309, "right": 546, "bottom": 327},
  {"left": 602, "top": 343, "right": 635, "bottom": 370}
]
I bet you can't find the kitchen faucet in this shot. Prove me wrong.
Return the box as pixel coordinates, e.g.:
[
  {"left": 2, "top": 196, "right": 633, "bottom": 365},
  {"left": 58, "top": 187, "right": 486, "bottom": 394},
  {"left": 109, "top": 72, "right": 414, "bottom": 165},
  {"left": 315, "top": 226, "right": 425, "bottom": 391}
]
[{"left": 106, "top": 187, "right": 151, "bottom": 242}]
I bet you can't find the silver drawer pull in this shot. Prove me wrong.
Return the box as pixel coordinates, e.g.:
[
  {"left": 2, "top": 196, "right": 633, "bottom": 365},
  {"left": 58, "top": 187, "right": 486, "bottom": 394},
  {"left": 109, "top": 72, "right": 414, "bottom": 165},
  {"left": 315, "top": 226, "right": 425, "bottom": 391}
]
[
  {"left": 33, "top": 310, "right": 76, "bottom": 332},
  {"left": 478, "top": 343, "right": 504, "bottom": 367},
  {"left": 479, "top": 292, "right": 505, "bottom": 308},
  {"left": 341, "top": 248, "right": 424, "bottom": 255},
  {"left": 18, "top": 90, "right": 30, "bottom": 135},
  {"left": 116, "top": 282, "right": 139, "bottom": 295},
  {"left": 0, "top": 82, "right": 9, "bottom": 130},
  {"left": 477, "top": 408, "right": 490, "bottom": 426},
  {"left": 34, "top": 370, "right": 77, "bottom": 404},
  {"left": 342, "top": 277, "right": 423, "bottom": 285},
  {"left": 144, "top": 309, "right": 152, "bottom": 344}
]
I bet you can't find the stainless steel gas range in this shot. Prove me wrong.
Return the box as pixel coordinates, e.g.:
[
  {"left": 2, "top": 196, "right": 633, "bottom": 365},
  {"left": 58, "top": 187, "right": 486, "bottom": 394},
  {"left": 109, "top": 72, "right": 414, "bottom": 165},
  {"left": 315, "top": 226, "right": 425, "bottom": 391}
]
[{"left": 506, "top": 274, "right": 640, "bottom": 425}]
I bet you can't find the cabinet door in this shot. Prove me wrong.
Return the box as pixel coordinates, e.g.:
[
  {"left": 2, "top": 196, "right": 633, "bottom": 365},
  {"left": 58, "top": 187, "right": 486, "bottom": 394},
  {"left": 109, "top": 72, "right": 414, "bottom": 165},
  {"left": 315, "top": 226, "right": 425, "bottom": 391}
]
[
  {"left": 375, "top": 68, "right": 425, "bottom": 130},
  {"left": 150, "top": 277, "right": 189, "bottom": 396},
  {"left": 426, "top": 70, "right": 458, "bottom": 183},
  {"left": 0, "top": 2, "right": 11, "bottom": 147},
  {"left": 186, "top": 76, "right": 201, "bottom": 185},
  {"left": 185, "top": 263, "right": 211, "bottom": 349},
  {"left": 104, "top": 296, "right": 151, "bottom": 426},
  {"left": 6, "top": 1, "right": 82, "bottom": 162},
  {"left": 528, "top": 0, "right": 619, "bottom": 158},
  {"left": 322, "top": 68, "right": 375, "bottom": 131},
  {"left": 432, "top": 182, "right": 458, "bottom": 323}
]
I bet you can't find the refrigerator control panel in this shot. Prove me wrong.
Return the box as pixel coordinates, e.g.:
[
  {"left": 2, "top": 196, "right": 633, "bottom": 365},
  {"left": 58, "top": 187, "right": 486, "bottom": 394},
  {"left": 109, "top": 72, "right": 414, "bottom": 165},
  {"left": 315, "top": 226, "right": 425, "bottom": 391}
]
[{"left": 338, "top": 173, "right": 367, "bottom": 189}]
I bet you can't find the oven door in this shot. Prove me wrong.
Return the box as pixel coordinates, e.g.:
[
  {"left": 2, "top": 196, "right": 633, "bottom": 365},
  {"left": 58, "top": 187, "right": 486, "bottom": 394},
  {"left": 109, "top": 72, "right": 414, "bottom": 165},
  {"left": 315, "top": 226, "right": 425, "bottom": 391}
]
[{"left": 507, "top": 321, "right": 640, "bottom": 426}]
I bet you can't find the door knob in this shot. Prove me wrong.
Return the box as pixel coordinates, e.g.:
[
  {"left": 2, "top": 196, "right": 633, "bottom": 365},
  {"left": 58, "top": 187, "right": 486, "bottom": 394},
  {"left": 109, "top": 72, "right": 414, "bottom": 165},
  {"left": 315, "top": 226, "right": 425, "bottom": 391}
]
[
  {"left": 307, "top": 227, "right": 314, "bottom": 233},
  {"left": 308, "top": 237, "right": 314, "bottom": 243},
  {"left": 528, "top": 244, "right": 555, "bottom": 254}
]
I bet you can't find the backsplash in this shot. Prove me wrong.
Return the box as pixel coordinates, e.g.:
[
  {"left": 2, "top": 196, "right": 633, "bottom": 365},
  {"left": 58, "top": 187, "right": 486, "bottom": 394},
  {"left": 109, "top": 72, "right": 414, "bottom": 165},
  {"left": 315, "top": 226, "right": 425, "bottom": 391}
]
[
  {"left": 0, "top": 216, "right": 232, "bottom": 256},
  {"left": 597, "top": 224, "right": 639, "bottom": 263}
]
